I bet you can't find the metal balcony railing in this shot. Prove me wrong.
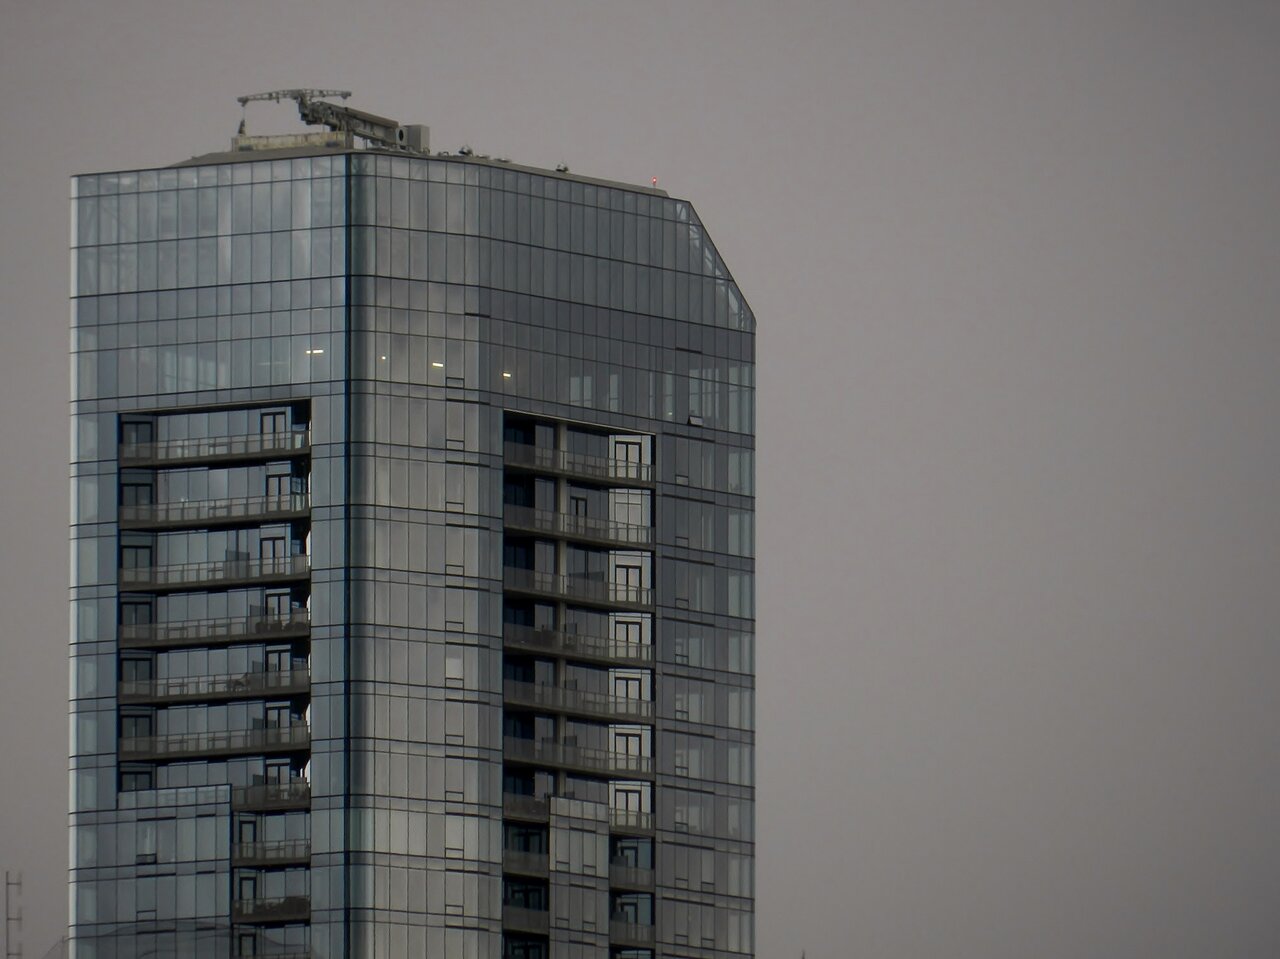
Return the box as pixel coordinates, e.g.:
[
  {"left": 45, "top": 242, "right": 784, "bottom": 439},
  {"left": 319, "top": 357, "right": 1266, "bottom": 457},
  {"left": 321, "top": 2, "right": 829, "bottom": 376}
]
[
  {"left": 232, "top": 895, "right": 310, "bottom": 924},
  {"left": 608, "top": 809, "right": 654, "bottom": 835},
  {"left": 503, "top": 680, "right": 652, "bottom": 723},
  {"left": 121, "top": 430, "right": 310, "bottom": 467},
  {"left": 119, "top": 667, "right": 310, "bottom": 705},
  {"left": 503, "top": 442, "right": 653, "bottom": 486},
  {"left": 609, "top": 917, "right": 655, "bottom": 947},
  {"left": 119, "top": 610, "right": 311, "bottom": 650},
  {"left": 120, "top": 723, "right": 310, "bottom": 761},
  {"left": 502, "top": 905, "right": 550, "bottom": 935},
  {"left": 503, "top": 505, "right": 652, "bottom": 549},
  {"left": 503, "top": 737, "right": 654, "bottom": 779},
  {"left": 502, "top": 848, "right": 548, "bottom": 877},
  {"left": 232, "top": 780, "right": 312, "bottom": 811},
  {"left": 120, "top": 493, "right": 310, "bottom": 530},
  {"left": 232, "top": 839, "right": 312, "bottom": 867},
  {"left": 502, "top": 793, "right": 550, "bottom": 822},
  {"left": 503, "top": 568, "right": 652, "bottom": 610},
  {"left": 120, "top": 554, "right": 310, "bottom": 591},
  {"left": 502, "top": 623, "right": 652, "bottom": 667},
  {"left": 609, "top": 859, "right": 656, "bottom": 890}
]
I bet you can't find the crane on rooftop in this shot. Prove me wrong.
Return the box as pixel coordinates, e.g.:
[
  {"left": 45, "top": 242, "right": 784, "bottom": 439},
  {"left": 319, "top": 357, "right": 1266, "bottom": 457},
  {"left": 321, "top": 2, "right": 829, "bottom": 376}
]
[{"left": 236, "top": 89, "right": 428, "bottom": 153}]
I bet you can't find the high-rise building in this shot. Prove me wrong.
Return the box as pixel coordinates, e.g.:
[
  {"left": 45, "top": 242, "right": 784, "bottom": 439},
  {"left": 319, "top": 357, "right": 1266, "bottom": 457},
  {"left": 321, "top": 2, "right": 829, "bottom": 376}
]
[{"left": 69, "top": 94, "right": 755, "bottom": 959}]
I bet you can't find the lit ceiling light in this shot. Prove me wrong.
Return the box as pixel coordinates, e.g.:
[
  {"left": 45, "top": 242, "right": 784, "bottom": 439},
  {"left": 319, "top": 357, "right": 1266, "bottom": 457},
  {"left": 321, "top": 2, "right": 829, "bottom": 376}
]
[
  {"left": 305, "top": 348, "right": 324, "bottom": 355},
  {"left": 502, "top": 371, "right": 512, "bottom": 378},
  {"left": 380, "top": 355, "right": 387, "bottom": 361},
  {"left": 432, "top": 361, "right": 445, "bottom": 368}
]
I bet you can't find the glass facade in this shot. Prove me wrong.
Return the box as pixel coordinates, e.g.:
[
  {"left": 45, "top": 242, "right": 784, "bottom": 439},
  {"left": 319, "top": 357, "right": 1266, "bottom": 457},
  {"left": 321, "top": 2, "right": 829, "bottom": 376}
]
[{"left": 71, "top": 146, "right": 754, "bottom": 958}]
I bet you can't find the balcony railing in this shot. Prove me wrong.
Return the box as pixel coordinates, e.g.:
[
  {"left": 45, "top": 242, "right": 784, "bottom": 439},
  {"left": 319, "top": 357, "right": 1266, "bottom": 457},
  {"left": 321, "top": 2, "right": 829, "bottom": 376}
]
[
  {"left": 502, "top": 905, "right": 550, "bottom": 935},
  {"left": 503, "top": 568, "right": 652, "bottom": 610},
  {"left": 609, "top": 917, "right": 655, "bottom": 947},
  {"left": 120, "top": 493, "right": 310, "bottom": 530},
  {"left": 503, "top": 442, "right": 653, "bottom": 486},
  {"left": 503, "top": 680, "right": 652, "bottom": 723},
  {"left": 232, "top": 780, "right": 312, "bottom": 811},
  {"left": 232, "top": 839, "right": 312, "bottom": 867},
  {"left": 608, "top": 809, "right": 654, "bottom": 835},
  {"left": 120, "top": 723, "right": 311, "bottom": 761},
  {"left": 503, "top": 505, "right": 652, "bottom": 549},
  {"left": 232, "top": 895, "right": 310, "bottom": 924},
  {"left": 121, "top": 430, "right": 310, "bottom": 467},
  {"left": 119, "top": 667, "right": 310, "bottom": 705},
  {"left": 503, "top": 737, "right": 654, "bottom": 779},
  {"left": 609, "top": 859, "right": 656, "bottom": 890},
  {"left": 503, "top": 623, "right": 651, "bottom": 667},
  {"left": 502, "top": 793, "right": 550, "bottom": 822},
  {"left": 502, "top": 848, "right": 548, "bottom": 877},
  {"left": 119, "top": 609, "right": 311, "bottom": 650},
  {"left": 120, "top": 554, "right": 310, "bottom": 591}
]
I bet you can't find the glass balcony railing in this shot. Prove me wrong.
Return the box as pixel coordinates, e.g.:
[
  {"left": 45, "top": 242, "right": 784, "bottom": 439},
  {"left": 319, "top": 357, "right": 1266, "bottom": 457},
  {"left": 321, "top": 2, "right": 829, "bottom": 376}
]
[
  {"left": 120, "top": 723, "right": 311, "bottom": 761},
  {"left": 232, "top": 895, "right": 310, "bottom": 924},
  {"left": 609, "top": 917, "right": 655, "bottom": 947},
  {"left": 120, "top": 493, "right": 310, "bottom": 529},
  {"left": 609, "top": 859, "right": 656, "bottom": 890},
  {"left": 502, "top": 793, "right": 550, "bottom": 822},
  {"left": 503, "top": 736, "right": 654, "bottom": 779},
  {"left": 119, "top": 667, "right": 310, "bottom": 705},
  {"left": 503, "top": 680, "right": 652, "bottom": 723},
  {"left": 502, "top": 848, "right": 548, "bottom": 877},
  {"left": 502, "top": 623, "right": 652, "bottom": 667},
  {"left": 502, "top": 505, "right": 652, "bottom": 548},
  {"left": 608, "top": 809, "right": 654, "bottom": 835},
  {"left": 503, "top": 442, "right": 653, "bottom": 486},
  {"left": 503, "top": 568, "right": 652, "bottom": 609},
  {"left": 502, "top": 905, "right": 550, "bottom": 935},
  {"left": 119, "top": 610, "right": 311, "bottom": 650},
  {"left": 232, "top": 839, "right": 312, "bottom": 867},
  {"left": 232, "top": 780, "right": 312, "bottom": 811},
  {"left": 119, "top": 554, "right": 310, "bottom": 591},
  {"left": 121, "top": 430, "right": 310, "bottom": 466}
]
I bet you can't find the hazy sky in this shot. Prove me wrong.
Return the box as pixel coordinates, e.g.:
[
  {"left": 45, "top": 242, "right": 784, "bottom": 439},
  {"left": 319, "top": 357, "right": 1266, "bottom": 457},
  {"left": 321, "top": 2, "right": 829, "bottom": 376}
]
[{"left": 3, "top": 1, "right": 1280, "bottom": 956}]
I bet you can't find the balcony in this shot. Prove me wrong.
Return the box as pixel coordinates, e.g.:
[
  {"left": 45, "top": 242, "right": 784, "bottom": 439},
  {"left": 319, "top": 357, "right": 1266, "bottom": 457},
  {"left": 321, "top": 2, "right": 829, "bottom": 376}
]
[
  {"left": 502, "top": 848, "right": 549, "bottom": 878},
  {"left": 119, "top": 610, "right": 311, "bottom": 651},
  {"left": 503, "top": 568, "right": 652, "bottom": 611},
  {"left": 120, "top": 493, "right": 310, "bottom": 531},
  {"left": 232, "top": 839, "right": 312, "bottom": 868},
  {"left": 503, "top": 442, "right": 653, "bottom": 487},
  {"left": 609, "top": 917, "right": 655, "bottom": 948},
  {"left": 120, "top": 554, "right": 310, "bottom": 592},
  {"left": 232, "top": 895, "right": 310, "bottom": 924},
  {"left": 609, "top": 859, "right": 655, "bottom": 891},
  {"left": 503, "top": 505, "right": 652, "bottom": 549},
  {"left": 608, "top": 809, "right": 654, "bottom": 835},
  {"left": 120, "top": 723, "right": 311, "bottom": 762},
  {"left": 232, "top": 780, "right": 312, "bottom": 812},
  {"left": 502, "top": 905, "right": 550, "bottom": 936},
  {"left": 119, "top": 667, "right": 310, "bottom": 705},
  {"left": 503, "top": 681, "right": 652, "bottom": 724},
  {"left": 502, "top": 793, "right": 550, "bottom": 823},
  {"left": 503, "top": 624, "right": 651, "bottom": 668},
  {"left": 503, "top": 737, "right": 654, "bottom": 780},
  {"left": 121, "top": 430, "right": 310, "bottom": 468}
]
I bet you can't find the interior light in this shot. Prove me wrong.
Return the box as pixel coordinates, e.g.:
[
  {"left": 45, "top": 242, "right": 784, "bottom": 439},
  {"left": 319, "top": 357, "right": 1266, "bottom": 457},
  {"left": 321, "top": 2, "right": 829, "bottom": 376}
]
[
  {"left": 305, "top": 348, "right": 324, "bottom": 355},
  {"left": 379, "top": 355, "right": 387, "bottom": 361},
  {"left": 502, "top": 371, "right": 512, "bottom": 378},
  {"left": 432, "top": 361, "right": 445, "bottom": 368}
]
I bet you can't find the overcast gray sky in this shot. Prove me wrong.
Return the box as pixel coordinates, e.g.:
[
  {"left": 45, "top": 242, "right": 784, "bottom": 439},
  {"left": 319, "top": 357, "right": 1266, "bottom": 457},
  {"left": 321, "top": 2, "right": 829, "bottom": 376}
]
[{"left": 3, "top": 1, "right": 1280, "bottom": 956}]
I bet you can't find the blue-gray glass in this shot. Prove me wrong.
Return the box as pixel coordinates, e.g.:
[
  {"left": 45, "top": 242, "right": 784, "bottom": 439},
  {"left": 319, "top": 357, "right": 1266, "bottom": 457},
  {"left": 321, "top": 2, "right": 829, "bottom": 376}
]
[{"left": 72, "top": 148, "right": 753, "bottom": 958}]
